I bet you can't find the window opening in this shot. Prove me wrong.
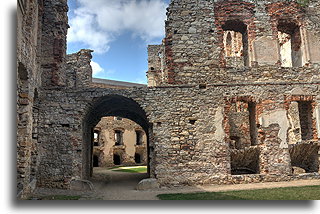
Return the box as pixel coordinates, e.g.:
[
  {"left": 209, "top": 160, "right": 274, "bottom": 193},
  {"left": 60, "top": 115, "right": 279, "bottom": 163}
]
[
  {"left": 222, "top": 20, "right": 248, "bottom": 66},
  {"left": 113, "top": 154, "right": 121, "bottom": 165},
  {"left": 93, "top": 130, "right": 100, "bottom": 146},
  {"left": 135, "top": 153, "right": 141, "bottom": 164},
  {"left": 115, "top": 130, "right": 123, "bottom": 145},
  {"left": 298, "top": 101, "right": 313, "bottom": 140},
  {"left": 136, "top": 130, "right": 143, "bottom": 145},
  {"left": 277, "top": 20, "right": 302, "bottom": 67},
  {"left": 248, "top": 102, "right": 258, "bottom": 146},
  {"left": 93, "top": 155, "right": 99, "bottom": 167}
]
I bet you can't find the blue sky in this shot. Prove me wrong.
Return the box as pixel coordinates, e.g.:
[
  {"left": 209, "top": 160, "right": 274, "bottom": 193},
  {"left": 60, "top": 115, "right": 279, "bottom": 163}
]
[{"left": 67, "top": 0, "right": 171, "bottom": 84}]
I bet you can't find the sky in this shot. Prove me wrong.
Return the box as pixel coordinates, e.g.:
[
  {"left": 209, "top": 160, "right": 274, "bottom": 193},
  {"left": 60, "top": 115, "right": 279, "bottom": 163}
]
[{"left": 67, "top": 0, "right": 171, "bottom": 84}]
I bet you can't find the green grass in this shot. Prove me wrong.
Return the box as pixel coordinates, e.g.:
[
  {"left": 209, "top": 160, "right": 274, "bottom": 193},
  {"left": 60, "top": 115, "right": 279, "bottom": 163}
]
[
  {"left": 111, "top": 166, "right": 147, "bottom": 173},
  {"left": 157, "top": 185, "right": 320, "bottom": 200}
]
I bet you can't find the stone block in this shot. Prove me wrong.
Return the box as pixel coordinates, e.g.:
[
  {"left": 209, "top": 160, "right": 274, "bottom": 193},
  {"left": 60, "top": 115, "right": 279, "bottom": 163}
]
[
  {"left": 292, "top": 166, "right": 306, "bottom": 174},
  {"left": 136, "top": 178, "right": 159, "bottom": 190},
  {"left": 70, "top": 179, "right": 94, "bottom": 191},
  {"left": 308, "top": 31, "right": 320, "bottom": 63},
  {"left": 253, "top": 36, "right": 279, "bottom": 66}
]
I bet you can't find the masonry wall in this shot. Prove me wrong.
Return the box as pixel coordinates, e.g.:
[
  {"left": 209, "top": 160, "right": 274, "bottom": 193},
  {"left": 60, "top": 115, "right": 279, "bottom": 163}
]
[
  {"left": 148, "top": 0, "right": 320, "bottom": 86},
  {"left": 18, "top": 0, "right": 320, "bottom": 193},
  {"left": 17, "top": 0, "right": 68, "bottom": 197},
  {"left": 17, "top": 0, "right": 43, "bottom": 197},
  {"left": 35, "top": 80, "right": 320, "bottom": 188}
]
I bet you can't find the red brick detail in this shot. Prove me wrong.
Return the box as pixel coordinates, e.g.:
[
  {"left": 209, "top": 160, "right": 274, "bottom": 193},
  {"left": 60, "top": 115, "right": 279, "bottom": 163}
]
[
  {"left": 223, "top": 96, "right": 258, "bottom": 143},
  {"left": 284, "top": 95, "right": 318, "bottom": 140},
  {"left": 214, "top": 1, "right": 256, "bottom": 67},
  {"left": 266, "top": 2, "right": 305, "bottom": 39}
]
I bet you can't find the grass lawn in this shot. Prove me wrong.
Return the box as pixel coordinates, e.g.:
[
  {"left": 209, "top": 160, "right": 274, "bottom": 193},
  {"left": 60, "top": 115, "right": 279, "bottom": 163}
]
[
  {"left": 157, "top": 185, "right": 320, "bottom": 200},
  {"left": 110, "top": 166, "right": 147, "bottom": 173}
]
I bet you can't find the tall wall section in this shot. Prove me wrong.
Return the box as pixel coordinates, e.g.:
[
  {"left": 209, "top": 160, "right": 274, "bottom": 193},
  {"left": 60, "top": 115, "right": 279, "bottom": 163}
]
[
  {"left": 17, "top": 0, "right": 43, "bottom": 198},
  {"left": 148, "top": 0, "right": 320, "bottom": 85},
  {"left": 35, "top": 45, "right": 320, "bottom": 187},
  {"left": 17, "top": 0, "right": 68, "bottom": 198}
]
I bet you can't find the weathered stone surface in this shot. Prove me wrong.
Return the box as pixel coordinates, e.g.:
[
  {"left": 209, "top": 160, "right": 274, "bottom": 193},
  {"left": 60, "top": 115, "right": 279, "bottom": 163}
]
[
  {"left": 17, "top": 0, "right": 320, "bottom": 197},
  {"left": 292, "top": 167, "right": 306, "bottom": 174},
  {"left": 253, "top": 36, "right": 279, "bottom": 66},
  {"left": 308, "top": 31, "right": 320, "bottom": 63},
  {"left": 136, "top": 178, "right": 159, "bottom": 190},
  {"left": 70, "top": 179, "right": 94, "bottom": 191}
]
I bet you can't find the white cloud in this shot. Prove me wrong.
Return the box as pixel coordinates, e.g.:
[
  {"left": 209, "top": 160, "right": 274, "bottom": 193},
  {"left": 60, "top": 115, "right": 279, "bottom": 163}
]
[
  {"left": 90, "top": 61, "right": 104, "bottom": 76},
  {"left": 67, "top": 0, "right": 168, "bottom": 54}
]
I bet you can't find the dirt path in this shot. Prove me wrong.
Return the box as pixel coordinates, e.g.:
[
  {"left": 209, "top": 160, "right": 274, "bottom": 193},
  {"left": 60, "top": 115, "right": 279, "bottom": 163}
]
[
  {"left": 90, "top": 168, "right": 153, "bottom": 200},
  {"left": 32, "top": 168, "right": 320, "bottom": 200},
  {"left": 90, "top": 168, "right": 320, "bottom": 200}
]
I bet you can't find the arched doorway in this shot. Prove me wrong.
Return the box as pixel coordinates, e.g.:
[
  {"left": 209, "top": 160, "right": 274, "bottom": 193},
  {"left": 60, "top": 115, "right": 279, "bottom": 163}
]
[{"left": 82, "top": 95, "right": 153, "bottom": 180}]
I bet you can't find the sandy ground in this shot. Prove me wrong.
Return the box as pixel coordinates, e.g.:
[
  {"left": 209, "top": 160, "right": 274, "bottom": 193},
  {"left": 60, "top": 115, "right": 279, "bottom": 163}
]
[{"left": 33, "top": 168, "right": 320, "bottom": 200}]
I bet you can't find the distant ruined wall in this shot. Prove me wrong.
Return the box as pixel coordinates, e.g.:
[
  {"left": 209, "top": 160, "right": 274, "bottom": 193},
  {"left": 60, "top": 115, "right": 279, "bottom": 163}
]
[{"left": 93, "top": 117, "right": 147, "bottom": 167}]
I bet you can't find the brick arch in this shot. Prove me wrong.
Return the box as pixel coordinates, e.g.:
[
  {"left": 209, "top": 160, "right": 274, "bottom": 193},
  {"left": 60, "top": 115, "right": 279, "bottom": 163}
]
[{"left": 82, "top": 94, "right": 152, "bottom": 179}]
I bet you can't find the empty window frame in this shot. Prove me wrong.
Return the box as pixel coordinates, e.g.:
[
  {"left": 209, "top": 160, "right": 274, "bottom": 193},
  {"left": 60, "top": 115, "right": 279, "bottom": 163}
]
[
  {"left": 277, "top": 20, "right": 302, "bottom": 67},
  {"left": 113, "top": 154, "right": 121, "bottom": 165},
  {"left": 228, "top": 100, "right": 257, "bottom": 148},
  {"left": 222, "top": 20, "right": 249, "bottom": 66},
  {"left": 135, "top": 130, "right": 143, "bottom": 145},
  {"left": 248, "top": 102, "right": 258, "bottom": 146},
  {"left": 135, "top": 153, "right": 141, "bottom": 164},
  {"left": 114, "top": 130, "right": 123, "bottom": 145},
  {"left": 93, "top": 130, "right": 100, "bottom": 146},
  {"left": 93, "top": 155, "right": 99, "bottom": 167},
  {"left": 298, "top": 101, "right": 313, "bottom": 140}
]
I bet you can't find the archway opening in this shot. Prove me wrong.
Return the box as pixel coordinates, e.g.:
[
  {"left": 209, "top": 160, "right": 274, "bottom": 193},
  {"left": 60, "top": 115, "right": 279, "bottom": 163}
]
[{"left": 82, "top": 95, "right": 153, "bottom": 185}]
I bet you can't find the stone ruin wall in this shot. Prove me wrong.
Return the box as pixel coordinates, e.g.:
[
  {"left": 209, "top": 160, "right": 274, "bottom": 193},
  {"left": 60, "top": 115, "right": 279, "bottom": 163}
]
[
  {"left": 35, "top": 77, "right": 320, "bottom": 188},
  {"left": 17, "top": 0, "right": 42, "bottom": 198},
  {"left": 93, "top": 117, "right": 147, "bottom": 167},
  {"left": 17, "top": 0, "right": 320, "bottom": 196},
  {"left": 148, "top": 0, "right": 320, "bottom": 85},
  {"left": 17, "top": 0, "right": 68, "bottom": 197}
]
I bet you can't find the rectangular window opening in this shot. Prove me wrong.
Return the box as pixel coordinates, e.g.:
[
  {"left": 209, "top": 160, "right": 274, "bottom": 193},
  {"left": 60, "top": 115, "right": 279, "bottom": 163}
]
[
  {"left": 136, "top": 130, "right": 143, "bottom": 145},
  {"left": 93, "top": 130, "right": 100, "bottom": 146},
  {"left": 115, "top": 130, "right": 123, "bottom": 145},
  {"left": 298, "top": 101, "right": 313, "bottom": 140},
  {"left": 277, "top": 20, "right": 302, "bottom": 67},
  {"left": 248, "top": 102, "right": 258, "bottom": 146}
]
